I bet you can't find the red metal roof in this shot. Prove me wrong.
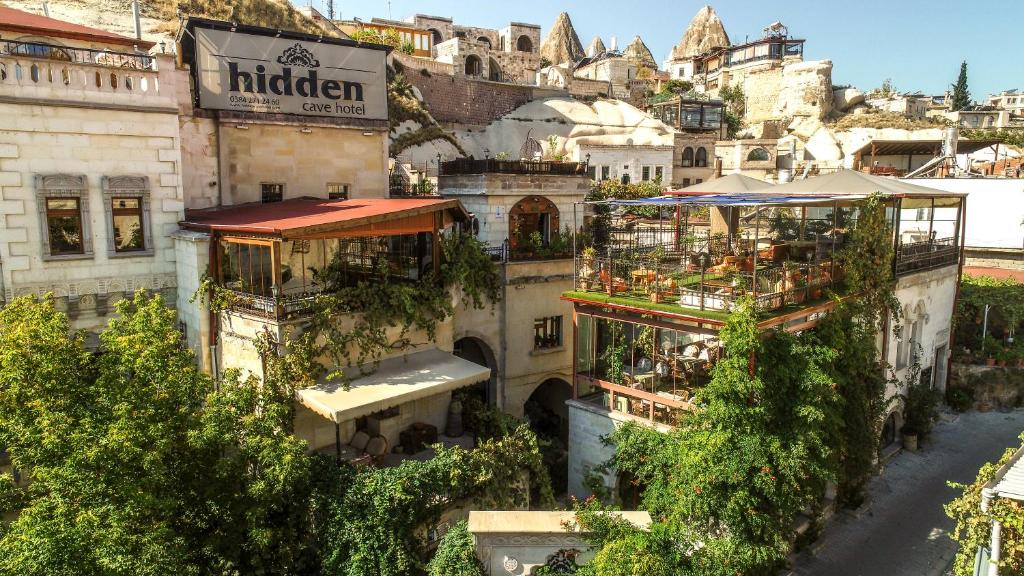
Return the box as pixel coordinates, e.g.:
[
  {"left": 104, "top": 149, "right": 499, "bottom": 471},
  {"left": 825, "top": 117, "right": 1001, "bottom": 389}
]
[
  {"left": 0, "top": 6, "right": 155, "bottom": 49},
  {"left": 180, "top": 197, "right": 466, "bottom": 238},
  {"left": 963, "top": 267, "right": 1024, "bottom": 283}
]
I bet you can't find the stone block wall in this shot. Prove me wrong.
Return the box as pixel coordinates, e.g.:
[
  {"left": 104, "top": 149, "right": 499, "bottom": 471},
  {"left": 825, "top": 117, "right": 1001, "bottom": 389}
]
[
  {"left": 407, "top": 72, "right": 540, "bottom": 125},
  {"left": 0, "top": 96, "right": 182, "bottom": 334}
]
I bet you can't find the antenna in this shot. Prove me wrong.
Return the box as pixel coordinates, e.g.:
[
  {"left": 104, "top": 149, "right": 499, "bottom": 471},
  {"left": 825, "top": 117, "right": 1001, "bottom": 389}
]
[
  {"left": 387, "top": 0, "right": 393, "bottom": 19},
  {"left": 326, "top": 0, "right": 334, "bottom": 20}
]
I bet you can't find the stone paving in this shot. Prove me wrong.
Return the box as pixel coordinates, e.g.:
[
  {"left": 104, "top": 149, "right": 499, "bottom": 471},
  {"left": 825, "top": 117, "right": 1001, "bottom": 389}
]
[{"left": 789, "top": 409, "right": 1024, "bottom": 576}]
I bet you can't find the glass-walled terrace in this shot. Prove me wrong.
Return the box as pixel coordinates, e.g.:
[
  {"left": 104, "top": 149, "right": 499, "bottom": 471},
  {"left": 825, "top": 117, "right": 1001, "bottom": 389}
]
[
  {"left": 216, "top": 233, "right": 435, "bottom": 319},
  {"left": 575, "top": 312, "right": 720, "bottom": 425},
  {"left": 573, "top": 198, "right": 859, "bottom": 317}
]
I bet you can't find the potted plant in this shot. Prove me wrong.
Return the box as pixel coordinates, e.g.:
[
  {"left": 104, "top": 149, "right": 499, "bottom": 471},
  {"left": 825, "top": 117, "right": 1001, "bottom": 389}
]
[
  {"left": 900, "top": 352, "right": 942, "bottom": 451},
  {"left": 998, "top": 348, "right": 1009, "bottom": 367},
  {"left": 648, "top": 282, "right": 662, "bottom": 303},
  {"left": 900, "top": 424, "right": 919, "bottom": 451}
]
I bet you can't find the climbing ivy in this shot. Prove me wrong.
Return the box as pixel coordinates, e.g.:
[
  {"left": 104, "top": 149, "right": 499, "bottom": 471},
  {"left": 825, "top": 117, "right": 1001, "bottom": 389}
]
[
  {"left": 946, "top": 437, "right": 1024, "bottom": 575},
  {"left": 427, "top": 521, "right": 486, "bottom": 576}
]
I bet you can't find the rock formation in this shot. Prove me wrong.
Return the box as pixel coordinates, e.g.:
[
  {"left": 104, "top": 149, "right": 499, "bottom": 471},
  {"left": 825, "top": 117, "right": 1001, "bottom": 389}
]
[
  {"left": 586, "top": 35, "right": 606, "bottom": 57},
  {"left": 771, "top": 60, "right": 834, "bottom": 120},
  {"left": 624, "top": 36, "right": 657, "bottom": 70},
  {"left": 832, "top": 87, "right": 866, "bottom": 113},
  {"left": 671, "top": 5, "right": 730, "bottom": 60},
  {"left": 540, "top": 12, "right": 585, "bottom": 65}
]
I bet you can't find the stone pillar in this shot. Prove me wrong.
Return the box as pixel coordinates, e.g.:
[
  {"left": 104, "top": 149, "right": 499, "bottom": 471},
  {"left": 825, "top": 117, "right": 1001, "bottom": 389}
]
[{"left": 710, "top": 206, "right": 738, "bottom": 240}]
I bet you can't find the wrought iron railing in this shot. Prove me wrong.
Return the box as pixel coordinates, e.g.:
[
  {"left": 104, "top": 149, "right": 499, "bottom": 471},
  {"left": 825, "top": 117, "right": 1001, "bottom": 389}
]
[
  {"left": 1, "top": 40, "right": 155, "bottom": 70},
  {"left": 440, "top": 159, "right": 588, "bottom": 176},
  {"left": 389, "top": 183, "right": 439, "bottom": 197},
  {"left": 895, "top": 236, "right": 959, "bottom": 275},
  {"left": 221, "top": 289, "right": 318, "bottom": 321}
]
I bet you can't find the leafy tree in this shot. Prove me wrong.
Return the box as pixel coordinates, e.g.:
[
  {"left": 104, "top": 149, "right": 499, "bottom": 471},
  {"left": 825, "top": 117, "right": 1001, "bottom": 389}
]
[
  {"left": 951, "top": 61, "right": 971, "bottom": 111},
  {"left": 427, "top": 521, "right": 486, "bottom": 576},
  {"left": 0, "top": 293, "right": 334, "bottom": 575},
  {"left": 609, "top": 298, "right": 841, "bottom": 574}
]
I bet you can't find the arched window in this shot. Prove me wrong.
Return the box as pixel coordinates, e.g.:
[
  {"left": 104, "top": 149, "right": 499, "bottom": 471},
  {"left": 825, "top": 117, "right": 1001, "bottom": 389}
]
[
  {"left": 516, "top": 35, "right": 533, "bottom": 53},
  {"left": 695, "top": 147, "right": 708, "bottom": 167},
  {"left": 681, "top": 147, "right": 694, "bottom": 167},
  {"left": 509, "top": 196, "right": 560, "bottom": 252},
  {"left": 488, "top": 58, "right": 502, "bottom": 82},
  {"left": 428, "top": 28, "right": 443, "bottom": 46},
  {"left": 477, "top": 36, "right": 491, "bottom": 49},
  {"left": 465, "top": 55, "right": 482, "bottom": 76},
  {"left": 746, "top": 147, "right": 770, "bottom": 162}
]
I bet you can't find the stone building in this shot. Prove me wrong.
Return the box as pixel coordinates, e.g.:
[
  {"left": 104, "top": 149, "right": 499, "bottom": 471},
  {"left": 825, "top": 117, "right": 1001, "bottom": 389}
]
[
  {"left": 647, "top": 96, "right": 726, "bottom": 187},
  {"left": 335, "top": 17, "right": 433, "bottom": 57},
  {"left": 865, "top": 92, "right": 931, "bottom": 120},
  {"left": 0, "top": 7, "right": 183, "bottom": 337},
  {"left": 408, "top": 14, "right": 541, "bottom": 85},
  {"left": 563, "top": 171, "right": 966, "bottom": 499}
]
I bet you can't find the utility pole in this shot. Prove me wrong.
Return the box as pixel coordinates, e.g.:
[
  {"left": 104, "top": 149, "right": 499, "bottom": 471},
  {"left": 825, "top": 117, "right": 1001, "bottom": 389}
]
[{"left": 326, "top": 0, "right": 334, "bottom": 21}]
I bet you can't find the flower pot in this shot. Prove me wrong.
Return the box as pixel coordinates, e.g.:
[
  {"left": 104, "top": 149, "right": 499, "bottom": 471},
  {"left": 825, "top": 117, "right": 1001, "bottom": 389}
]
[
  {"left": 649, "top": 292, "right": 662, "bottom": 303},
  {"left": 1016, "top": 359, "right": 1024, "bottom": 368},
  {"left": 902, "top": 432, "right": 919, "bottom": 452},
  {"left": 986, "top": 357, "right": 997, "bottom": 366},
  {"left": 999, "top": 359, "right": 1008, "bottom": 367}
]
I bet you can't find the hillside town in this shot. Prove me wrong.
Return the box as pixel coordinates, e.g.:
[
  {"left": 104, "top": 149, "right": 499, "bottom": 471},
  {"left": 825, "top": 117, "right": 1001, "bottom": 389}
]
[{"left": 0, "top": 1, "right": 1022, "bottom": 575}]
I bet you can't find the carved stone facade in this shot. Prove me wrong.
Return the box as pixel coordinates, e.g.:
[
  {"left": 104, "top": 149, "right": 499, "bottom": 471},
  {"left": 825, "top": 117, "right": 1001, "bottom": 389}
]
[
  {"left": 412, "top": 14, "right": 541, "bottom": 85},
  {"left": 0, "top": 36, "right": 183, "bottom": 335}
]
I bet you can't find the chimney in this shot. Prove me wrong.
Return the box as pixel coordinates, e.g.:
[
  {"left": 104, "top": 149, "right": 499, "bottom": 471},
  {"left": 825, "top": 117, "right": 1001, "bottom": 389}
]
[{"left": 132, "top": 0, "right": 142, "bottom": 40}]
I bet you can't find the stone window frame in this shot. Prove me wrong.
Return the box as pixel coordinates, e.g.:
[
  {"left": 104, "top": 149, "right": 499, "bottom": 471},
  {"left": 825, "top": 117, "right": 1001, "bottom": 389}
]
[
  {"left": 35, "top": 173, "right": 94, "bottom": 261},
  {"left": 101, "top": 175, "right": 155, "bottom": 258}
]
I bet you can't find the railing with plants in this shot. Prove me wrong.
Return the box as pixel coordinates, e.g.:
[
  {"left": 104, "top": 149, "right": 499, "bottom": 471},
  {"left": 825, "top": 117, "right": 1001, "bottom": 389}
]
[
  {"left": 439, "top": 158, "right": 588, "bottom": 176},
  {"left": 894, "top": 236, "right": 958, "bottom": 275},
  {"left": 1, "top": 40, "right": 155, "bottom": 70}
]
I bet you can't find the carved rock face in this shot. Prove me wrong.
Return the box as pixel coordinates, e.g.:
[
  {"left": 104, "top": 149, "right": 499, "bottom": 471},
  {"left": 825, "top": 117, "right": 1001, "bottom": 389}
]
[
  {"left": 672, "top": 5, "right": 730, "bottom": 60},
  {"left": 624, "top": 36, "right": 657, "bottom": 70},
  {"left": 586, "top": 35, "right": 606, "bottom": 58},
  {"left": 540, "top": 12, "right": 585, "bottom": 65}
]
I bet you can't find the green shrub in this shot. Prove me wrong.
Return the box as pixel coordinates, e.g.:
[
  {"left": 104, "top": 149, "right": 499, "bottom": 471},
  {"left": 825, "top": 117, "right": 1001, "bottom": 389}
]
[
  {"left": 427, "top": 521, "right": 485, "bottom": 576},
  {"left": 946, "top": 387, "right": 974, "bottom": 413}
]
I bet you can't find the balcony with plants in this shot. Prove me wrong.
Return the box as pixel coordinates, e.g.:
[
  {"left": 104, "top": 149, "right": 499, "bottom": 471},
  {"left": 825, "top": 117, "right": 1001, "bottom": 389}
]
[{"left": 566, "top": 198, "right": 861, "bottom": 323}]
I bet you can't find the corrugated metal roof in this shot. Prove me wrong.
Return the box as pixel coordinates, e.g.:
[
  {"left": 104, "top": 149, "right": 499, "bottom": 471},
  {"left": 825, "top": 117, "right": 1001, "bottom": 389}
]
[
  {"left": 591, "top": 192, "right": 868, "bottom": 208},
  {"left": 994, "top": 447, "right": 1024, "bottom": 501},
  {"left": 180, "top": 197, "right": 466, "bottom": 238},
  {"left": 0, "top": 6, "right": 155, "bottom": 49}
]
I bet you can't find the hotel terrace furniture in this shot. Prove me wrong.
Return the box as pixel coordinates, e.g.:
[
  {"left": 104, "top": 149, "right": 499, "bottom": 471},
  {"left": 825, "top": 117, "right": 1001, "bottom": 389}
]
[{"left": 564, "top": 170, "right": 966, "bottom": 426}]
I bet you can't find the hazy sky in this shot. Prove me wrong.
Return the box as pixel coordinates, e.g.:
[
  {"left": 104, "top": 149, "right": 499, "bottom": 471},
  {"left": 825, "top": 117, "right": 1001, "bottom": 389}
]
[{"left": 298, "top": 0, "right": 1022, "bottom": 99}]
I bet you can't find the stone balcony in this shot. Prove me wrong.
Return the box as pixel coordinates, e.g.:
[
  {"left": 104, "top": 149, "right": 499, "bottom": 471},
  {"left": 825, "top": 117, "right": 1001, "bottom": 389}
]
[{"left": 0, "top": 41, "right": 178, "bottom": 111}]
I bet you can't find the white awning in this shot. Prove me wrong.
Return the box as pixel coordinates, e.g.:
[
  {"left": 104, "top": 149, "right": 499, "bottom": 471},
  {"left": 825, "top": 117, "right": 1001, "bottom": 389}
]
[{"left": 296, "top": 349, "right": 491, "bottom": 423}]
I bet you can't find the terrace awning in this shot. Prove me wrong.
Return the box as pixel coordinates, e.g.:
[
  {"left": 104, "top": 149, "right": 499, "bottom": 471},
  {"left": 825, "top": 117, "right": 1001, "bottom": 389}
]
[
  {"left": 296, "top": 349, "right": 491, "bottom": 423},
  {"left": 589, "top": 192, "right": 868, "bottom": 208},
  {"left": 667, "top": 173, "right": 771, "bottom": 195},
  {"left": 179, "top": 197, "right": 469, "bottom": 240},
  {"left": 850, "top": 139, "right": 1003, "bottom": 158}
]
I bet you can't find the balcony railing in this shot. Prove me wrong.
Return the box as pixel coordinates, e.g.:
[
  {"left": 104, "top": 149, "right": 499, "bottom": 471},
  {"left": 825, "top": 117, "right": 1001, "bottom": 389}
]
[
  {"left": 221, "top": 289, "right": 318, "bottom": 321},
  {"left": 389, "top": 182, "right": 439, "bottom": 197},
  {"left": 440, "top": 159, "right": 588, "bottom": 176},
  {"left": 1, "top": 40, "right": 155, "bottom": 70},
  {"left": 895, "top": 236, "right": 959, "bottom": 275}
]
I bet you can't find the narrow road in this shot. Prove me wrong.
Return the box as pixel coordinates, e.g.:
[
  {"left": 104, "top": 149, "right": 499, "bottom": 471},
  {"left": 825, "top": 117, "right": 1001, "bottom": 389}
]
[{"left": 790, "top": 409, "right": 1024, "bottom": 576}]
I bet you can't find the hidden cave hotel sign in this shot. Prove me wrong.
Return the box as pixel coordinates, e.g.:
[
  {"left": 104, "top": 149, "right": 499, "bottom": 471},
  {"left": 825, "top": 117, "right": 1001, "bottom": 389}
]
[{"left": 193, "top": 25, "right": 387, "bottom": 120}]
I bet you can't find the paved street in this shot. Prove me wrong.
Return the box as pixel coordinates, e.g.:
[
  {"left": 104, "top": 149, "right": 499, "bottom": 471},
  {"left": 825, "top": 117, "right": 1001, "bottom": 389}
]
[{"left": 790, "top": 409, "right": 1024, "bottom": 576}]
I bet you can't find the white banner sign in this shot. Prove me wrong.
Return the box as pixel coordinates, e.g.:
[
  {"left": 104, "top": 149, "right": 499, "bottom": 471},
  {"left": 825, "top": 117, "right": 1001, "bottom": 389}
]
[{"left": 193, "top": 26, "right": 387, "bottom": 120}]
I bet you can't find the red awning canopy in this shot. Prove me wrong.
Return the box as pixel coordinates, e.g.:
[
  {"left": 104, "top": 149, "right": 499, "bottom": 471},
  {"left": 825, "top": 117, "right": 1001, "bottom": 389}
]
[
  {"left": 180, "top": 197, "right": 468, "bottom": 240},
  {"left": 0, "top": 6, "right": 156, "bottom": 50}
]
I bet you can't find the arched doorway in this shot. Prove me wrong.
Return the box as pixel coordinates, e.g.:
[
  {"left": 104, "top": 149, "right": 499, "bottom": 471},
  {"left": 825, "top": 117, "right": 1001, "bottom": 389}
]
[
  {"left": 525, "top": 378, "right": 572, "bottom": 494},
  {"left": 488, "top": 58, "right": 502, "bottom": 82},
  {"left": 464, "top": 54, "right": 482, "bottom": 76},
  {"left": 453, "top": 336, "right": 497, "bottom": 406},
  {"left": 517, "top": 35, "right": 533, "bottom": 53},
  {"left": 477, "top": 36, "right": 492, "bottom": 49},
  {"left": 880, "top": 412, "right": 897, "bottom": 449},
  {"left": 509, "top": 195, "right": 560, "bottom": 251},
  {"left": 428, "top": 28, "right": 443, "bottom": 46},
  {"left": 617, "top": 470, "right": 647, "bottom": 511}
]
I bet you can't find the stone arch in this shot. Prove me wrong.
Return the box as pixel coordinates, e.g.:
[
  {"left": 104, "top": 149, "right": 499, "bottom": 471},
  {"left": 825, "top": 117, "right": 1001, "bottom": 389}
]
[
  {"left": 525, "top": 377, "right": 572, "bottom": 493},
  {"left": 880, "top": 409, "right": 899, "bottom": 449},
  {"left": 428, "top": 28, "right": 443, "bottom": 46},
  {"left": 517, "top": 34, "right": 533, "bottom": 53},
  {"left": 453, "top": 335, "right": 498, "bottom": 405},
  {"left": 464, "top": 54, "right": 482, "bottom": 76},
  {"left": 477, "top": 36, "right": 492, "bottom": 49},
  {"left": 695, "top": 146, "right": 708, "bottom": 167},
  {"left": 747, "top": 147, "right": 771, "bottom": 162},
  {"left": 509, "top": 195, "right": 560, "bottom": 250},
  {"left": 488, "top": 57, "right": 502, "bottom": 82},
  {"left": 681, "top": 146, "right": 694, "bottom": 167}
]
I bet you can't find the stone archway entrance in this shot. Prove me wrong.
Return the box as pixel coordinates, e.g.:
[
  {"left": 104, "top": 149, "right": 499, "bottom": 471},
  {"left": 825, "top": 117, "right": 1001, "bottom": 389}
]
[
  {"left": 453, "top": 336, "right": 498, "bottom": 406},
  {"left": 465, "top": 54, "right": 482, "bottom": 76},
  {"left": 488, "top": 57, "right": 502, "bottom": 82},
  {"left": 509, "top": 196, "right": 560, "bottom": 251},
  {"left": 526, "top": 378, "right": 572, "bottom": 494},
  {"left": 880, "top": 412, "right": 897, "bottom": 449}
]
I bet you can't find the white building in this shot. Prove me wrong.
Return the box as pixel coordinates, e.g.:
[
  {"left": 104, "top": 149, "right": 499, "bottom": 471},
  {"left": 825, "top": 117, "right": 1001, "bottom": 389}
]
[{"left": 0, "top": 7, "right": 183, "bottom": 337}]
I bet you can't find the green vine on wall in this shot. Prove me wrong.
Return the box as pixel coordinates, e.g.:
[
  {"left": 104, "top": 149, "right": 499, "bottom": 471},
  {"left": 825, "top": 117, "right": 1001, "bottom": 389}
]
[{"left": 946, "top": 437, "right": 1024, "bottom": 575}]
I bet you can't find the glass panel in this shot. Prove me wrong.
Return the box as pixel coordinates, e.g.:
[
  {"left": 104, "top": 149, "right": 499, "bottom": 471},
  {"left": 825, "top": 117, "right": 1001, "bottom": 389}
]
[
  {"left": 46, "top": 198, "right": 83, "bottom": 255},
  {"left": 221, "top": 241, "right": 273, "bottom": 296},
  {"left": 112, "top": 197, "right": 144, "bottom": 252}
]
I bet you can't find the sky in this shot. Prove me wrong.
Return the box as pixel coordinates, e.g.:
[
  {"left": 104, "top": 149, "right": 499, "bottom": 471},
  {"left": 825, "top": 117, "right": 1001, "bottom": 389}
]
[{"left": 296, "top": 0, "right": 1022, "bottom": 99}]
